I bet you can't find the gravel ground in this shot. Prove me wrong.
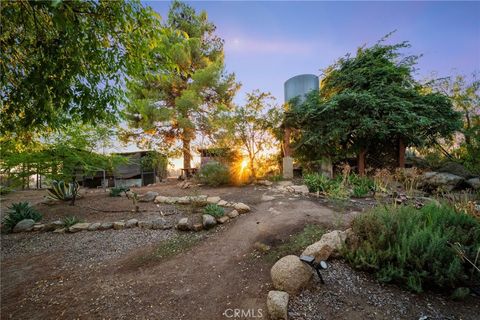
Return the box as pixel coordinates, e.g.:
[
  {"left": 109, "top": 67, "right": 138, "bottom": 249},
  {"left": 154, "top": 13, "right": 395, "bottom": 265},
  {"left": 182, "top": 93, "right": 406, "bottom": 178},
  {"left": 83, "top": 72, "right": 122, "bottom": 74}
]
[
  {"left": 1, "top": 228, "right": 176, "bottom": 271},
  {"left": 289, "top": 260, "right": 480, "bottom": 320}
]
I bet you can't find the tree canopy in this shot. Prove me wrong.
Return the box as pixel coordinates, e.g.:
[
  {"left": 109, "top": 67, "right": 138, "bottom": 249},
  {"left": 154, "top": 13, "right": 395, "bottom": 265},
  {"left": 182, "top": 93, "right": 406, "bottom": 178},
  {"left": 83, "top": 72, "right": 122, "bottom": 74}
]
[
  {"left": 288, "top": 39, "right": 462, "bottom": 169},
  {"left": 0, "top": 0, "right": 165, "bottom": 134},
  {"left": 123, "top": 0, "right": 239, "bottom": 169}
]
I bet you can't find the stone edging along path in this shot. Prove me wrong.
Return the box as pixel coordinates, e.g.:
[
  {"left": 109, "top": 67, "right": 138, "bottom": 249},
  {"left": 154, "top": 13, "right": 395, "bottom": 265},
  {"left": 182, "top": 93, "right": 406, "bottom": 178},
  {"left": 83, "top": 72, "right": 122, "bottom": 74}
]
[{"left": 13, "top": 195, "right": 251, "bottom": 234}]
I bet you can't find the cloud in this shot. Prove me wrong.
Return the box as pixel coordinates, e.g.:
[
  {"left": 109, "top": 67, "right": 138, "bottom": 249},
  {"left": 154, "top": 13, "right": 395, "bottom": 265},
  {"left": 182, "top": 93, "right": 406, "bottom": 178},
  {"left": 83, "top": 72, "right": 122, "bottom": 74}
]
[{"left": 224, "top": 36, "right": 313, "bottom": 55}]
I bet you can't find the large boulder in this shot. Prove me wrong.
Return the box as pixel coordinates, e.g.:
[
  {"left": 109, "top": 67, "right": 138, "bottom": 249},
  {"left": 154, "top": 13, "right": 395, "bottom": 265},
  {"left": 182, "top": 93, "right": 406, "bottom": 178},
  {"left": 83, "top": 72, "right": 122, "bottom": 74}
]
[
  {"left": 302, "top": 230, "right": 347, "bottom": 261},
  {"left": 13, "top": 219, "right": 35, "bottom": 233},
  {"left": 466, "top": 177, "right": 480, "bottom": 190},
  {"left": 418, "top": 171, "right": 465, "bottom": 191},
  {"left": 267, "top": 290, "right": 289, "bottom": 320},
  {"left": 139, "top": 191, "right": 158, "bottom": 202},
  {"left": 270, "top": 255, "right": 312, "bottom": 294},
  {"left": 202, "top": 214, "right": 217, "bottom": 229},
  {"left": 438, "top": 162, "right": 473, "bottom": 179}
]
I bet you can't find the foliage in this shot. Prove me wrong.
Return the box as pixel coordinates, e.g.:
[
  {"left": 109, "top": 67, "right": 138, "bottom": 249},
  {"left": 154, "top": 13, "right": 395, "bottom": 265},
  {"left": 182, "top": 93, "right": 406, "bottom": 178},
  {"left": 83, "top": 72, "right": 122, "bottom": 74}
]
[
  {"left": 197, "top": 161, "right": 230, "bottom": 186},
  {"left": 0, "top": 185, "right": 13, "bottom": 195},
  {"left": 345, "top": 204, "right": 480, "bottom": 293},
  {"left": 203, "top": 204, "right": 224, "bottom": 218},
  {"left": 123, "top": 0, "right": 239, "bottom": 169},
  {"left": 303, "top": 171, "right": 373, "bottom": 199},
  {"left": 63, "top": 216, "right": 81, "bottom": 228},
  {"left": 429, "top": 74, "right": 480, "bottom": 174},
  {"left": 264, "top": 224, "right": 324, "bottom": 263},
  {"left": 216, "top": 90, "right": 281, "bottom": 180},
  {"left": 394, "top": 167, "right": 421, "bottom": 195},
  {"left": 1, "top": 0, "right": 166, "bottom": 134},
  {"left": 0, "top": 124, "right": 126, "bottom": 186},
  {"left": 287, "top": 37, "right": 462, "bottom": 167},
  {"left": 109, "top": 186, "right": 130, "bottom": 197},
  {"left": 47, "top": 180, "right": 79, "bottom": 201},
  {"left": 2, "top": 202, "right": 42, "bottom": 232}
]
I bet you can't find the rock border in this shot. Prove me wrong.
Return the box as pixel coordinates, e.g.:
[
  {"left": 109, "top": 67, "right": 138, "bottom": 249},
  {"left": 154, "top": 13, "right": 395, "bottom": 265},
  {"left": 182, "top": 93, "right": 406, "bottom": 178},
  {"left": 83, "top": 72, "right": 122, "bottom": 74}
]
[{"left": 11, "top": 194, "right": 251, "bottom": 235}]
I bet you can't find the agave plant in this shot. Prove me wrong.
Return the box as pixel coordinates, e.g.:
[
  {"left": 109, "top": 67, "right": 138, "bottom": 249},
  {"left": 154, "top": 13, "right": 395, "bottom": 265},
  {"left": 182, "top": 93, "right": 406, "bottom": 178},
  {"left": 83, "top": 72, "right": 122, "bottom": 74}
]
[
  {"left": 47, "top": 180, "right": 79, "bottom": 202},
  {"left": 2, "top": 202, "right": 42, "bottom": 232}
]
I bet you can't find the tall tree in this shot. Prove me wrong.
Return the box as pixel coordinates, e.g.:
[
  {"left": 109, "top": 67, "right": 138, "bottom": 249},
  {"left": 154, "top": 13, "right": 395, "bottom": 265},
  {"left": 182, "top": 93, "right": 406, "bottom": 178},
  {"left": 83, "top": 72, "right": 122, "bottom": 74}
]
[
  {"left": 230, "top": 90, "right": 281, "bottom": 180},
  {"left": 288, "top": 39, "right": 462, "bottom": 175},
  {"left": 124, "top": 0, "right": 239, "bottom": 169},
  {"left": 0, "top": 0, "right": 165, "bottom": 134}
]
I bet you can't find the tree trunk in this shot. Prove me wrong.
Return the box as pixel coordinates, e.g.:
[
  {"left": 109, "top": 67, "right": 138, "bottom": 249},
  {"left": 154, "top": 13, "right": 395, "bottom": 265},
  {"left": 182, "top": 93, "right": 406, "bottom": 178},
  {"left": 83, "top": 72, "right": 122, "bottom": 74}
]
[
  {"left": 249, "top": 156, "right": 256, "bottom": 181},
  {"left": 182, "top": 137, "right": 191, "bottom": 170},
  {"left": 358, "top": 148, "right": 366, "bottom": 176},
  {"left": 398, "top": 138, "right": 406, "bottom": 168}
]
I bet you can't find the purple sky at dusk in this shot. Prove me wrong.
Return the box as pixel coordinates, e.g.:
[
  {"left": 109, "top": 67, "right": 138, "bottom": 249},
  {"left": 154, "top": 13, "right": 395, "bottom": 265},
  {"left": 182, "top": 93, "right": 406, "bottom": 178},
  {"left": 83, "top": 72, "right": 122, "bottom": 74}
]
[{"left": 146, "top": 1, "right": 480, "bottom": 105}]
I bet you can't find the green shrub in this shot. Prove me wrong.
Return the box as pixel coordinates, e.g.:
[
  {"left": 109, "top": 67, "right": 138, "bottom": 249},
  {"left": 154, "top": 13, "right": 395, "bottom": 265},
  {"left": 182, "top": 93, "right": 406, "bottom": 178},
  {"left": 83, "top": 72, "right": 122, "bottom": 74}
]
[
  {"left": 47, "top": 180, "right": 79, "bottom": 201},
  {"left": 0, "top": 185, "right": 13, "bottom": 195},
  {"left": 203, "top": 204, "right": 224, "bottom": 218},
  {"left": 304, "top": 172, "right": 332, "bottom": 193},
  {"left": 109, "top": 186, "right": 130, "bottom": 197},
  {"left": 345, "top": 203, "right": 480, "bottom": 294},
  {"left": 63, "top": 216, "right": 81, "bottom": 228},
  {"left": 2, "top": 202, "right": 42, "bottom": 232},
  {"left": 197, "top": 162, "right": 230, "bottom": 187}
]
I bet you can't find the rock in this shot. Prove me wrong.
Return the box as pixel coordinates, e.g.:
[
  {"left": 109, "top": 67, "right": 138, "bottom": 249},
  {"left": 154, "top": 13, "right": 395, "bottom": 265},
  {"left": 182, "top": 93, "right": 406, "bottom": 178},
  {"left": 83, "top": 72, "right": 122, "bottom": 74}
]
[
  {"left": 271, "top": 255, "right": 312, "bottom": 294},
  {"left": 69, "top": 222, "right": 90, "bottom": 233},
  {"left": 87, "top": 222, "right": 101, "bottom": 231},
  {"left": 289, "top": 185, "right": 309, "bottom": 195},
  {"left": 418, "top": 172, "right": 464, "bottom": 191},
  {"left": 217, "top": 216, "right": 230, "bottom": 224},
  {"left": 234, "top": 202, "right": 251, "bottom": 213},
  {"left": 113, "top": 221, "right": 125, "bottom": 230},
  {"left": 177, "top": 196, "right": 191, "bottom": 204},
  {"left": 254, "top": 241, "right": 271, "bottom": 252},
  {"left": 278, "top": 181, "right": 293, "bottom": 187},
  {"left": 154, "top": 196, "right": 169, "bottom": 203},
  {"left": 44, "top": 220, "right": 64, "bottom": 231},
  {"left": 261, "top": 194, "right": 275, "bottom": 201},
  {"left": 33, "top": 224, "right": 45, "bottom": 232},
  {"left": 139, "top": 191, "right": 159, "bottom": 202},
  {"left": 177, "top": 218, "right": 190, "bottom": 231},
  {"left": 152, "top": 218, "right": 171, "bottom": 229},
  {"left": 53, "top": 228, "right": 66, "bottom": 233},
  {"left": 217, "top": 200, "right": 228, "bottom": 206},
  {"left": 125, "top": 219, "right": 138, "bottom": 228},
  {"left": 13, "top": 219, "right": 35, "bottom": 232},
  {"left": 257, "top": 180, "right": 273, "bottom": 186},
  {"left": 202, "top": 214, "right": 217, "bottom": 229},
  {"left": 438, "top": 162, "right": 473, "bottom": 178},
  {"left": 467, "top": 177, "right": 480, "bottom": 190},
  {"left": 207, "top": 196, "right": 221, "bottom": 204},
  {"left": 192, "top": 223, "right": 203, "bottom": 231},
  {"left": 99, "top": 222, "right": 113, "bottom": 230},
  {"left": 227, "top": 210, "right": 239, "bottom": 218},
  {"left": 137, "top": 220, "right": 152, "bottom": 229},
  {"left": 267, "top": 290, "right": 289, "bottom": 320},
  {"left": 302, "top": 230, "right": 347, "bottom": 261}
]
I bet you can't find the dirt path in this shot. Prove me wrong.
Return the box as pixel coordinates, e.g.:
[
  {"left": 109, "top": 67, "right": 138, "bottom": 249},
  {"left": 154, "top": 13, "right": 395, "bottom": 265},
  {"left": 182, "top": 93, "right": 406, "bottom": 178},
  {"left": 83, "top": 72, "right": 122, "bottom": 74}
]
[{"left": 1, "top": 195, "right": 346, "bottom": 319}]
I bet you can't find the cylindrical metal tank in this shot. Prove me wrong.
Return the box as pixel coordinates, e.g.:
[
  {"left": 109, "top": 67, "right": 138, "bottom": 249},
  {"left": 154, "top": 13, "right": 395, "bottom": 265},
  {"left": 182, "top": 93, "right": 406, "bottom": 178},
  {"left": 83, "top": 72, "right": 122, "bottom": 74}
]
[{"left": 284, "top": 74, "right": 319, "bottom": 103}]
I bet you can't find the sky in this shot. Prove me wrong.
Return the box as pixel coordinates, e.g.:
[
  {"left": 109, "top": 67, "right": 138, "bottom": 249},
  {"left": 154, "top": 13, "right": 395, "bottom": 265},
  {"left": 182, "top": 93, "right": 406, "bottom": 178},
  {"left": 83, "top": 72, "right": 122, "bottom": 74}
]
[{"left": 145, "top": 0, "right": 480, "bottom": 105}]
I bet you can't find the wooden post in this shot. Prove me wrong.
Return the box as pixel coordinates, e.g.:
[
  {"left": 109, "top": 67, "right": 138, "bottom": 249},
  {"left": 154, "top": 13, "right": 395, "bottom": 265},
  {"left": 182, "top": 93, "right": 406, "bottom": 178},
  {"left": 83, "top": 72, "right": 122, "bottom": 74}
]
[
  {"left": 398, "top": 138, "right": 406, "bottom": 168},
  {"left": 358, "top": 148, "right": 366, "bottom": 176}
]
